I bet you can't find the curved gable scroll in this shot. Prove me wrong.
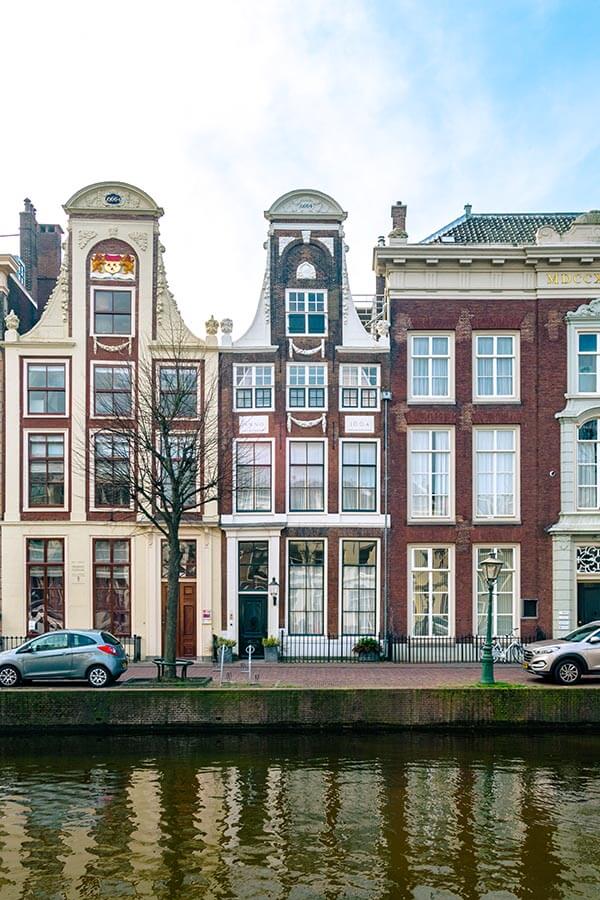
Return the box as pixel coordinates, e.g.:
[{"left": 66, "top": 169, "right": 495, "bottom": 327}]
[
  {"left": 266, "top": 188, "right": 346, "bottom": 222},
  {"left": 64, "top": 181, "right": 164, "bottom": 218}
]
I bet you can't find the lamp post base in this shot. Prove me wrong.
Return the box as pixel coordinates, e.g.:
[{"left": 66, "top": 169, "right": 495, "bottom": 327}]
[{"left": 480, "top": 652, "right": 495, "bottom": 685}]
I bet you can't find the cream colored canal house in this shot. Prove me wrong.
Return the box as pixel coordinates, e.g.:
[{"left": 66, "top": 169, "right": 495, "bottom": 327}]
[
  {"left": 1, "top": 182, "right": 221, "bottom": 658},
  {"left": 547, "top": 212, "right": 600, "bottom": 635}
]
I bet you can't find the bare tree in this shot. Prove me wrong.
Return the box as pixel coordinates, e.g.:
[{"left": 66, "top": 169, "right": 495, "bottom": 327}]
[{"left": 85, "top": 324, "right": 230, "bottom": 678}]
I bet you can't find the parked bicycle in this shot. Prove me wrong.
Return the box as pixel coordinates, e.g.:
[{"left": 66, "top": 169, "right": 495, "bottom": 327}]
[{"left": 480, "top": 630, "right": 525, "bottom": 664}]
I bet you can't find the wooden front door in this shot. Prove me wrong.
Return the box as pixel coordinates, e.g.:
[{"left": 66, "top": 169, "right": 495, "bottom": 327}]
[
  {"left": 239, "top": 592, "right": 268, "bottom": 659},
  {"left": 577, "top": 582, "right": 600, "bottom": 626},
  {"left": 161, "top": 582, "right": 197, "bottom": 657}
]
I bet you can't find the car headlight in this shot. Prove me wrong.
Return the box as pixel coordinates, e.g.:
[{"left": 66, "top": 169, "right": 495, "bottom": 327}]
[{"left": 533, "top": 645, "right": 561, "bottom": 655}]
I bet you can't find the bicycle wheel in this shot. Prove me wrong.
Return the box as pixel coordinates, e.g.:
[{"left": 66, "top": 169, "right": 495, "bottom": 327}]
[{"left": 508, "top": 643, "right": 524, "bottom": 664}]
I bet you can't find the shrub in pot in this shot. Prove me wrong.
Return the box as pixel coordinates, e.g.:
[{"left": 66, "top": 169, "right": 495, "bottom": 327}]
[
  {"left": 216, "top": 636, "right": 236, "bottom": 663},
  {"left": 262, "top": 635, "right": 279, "bottom": 662},
  {"left": 352, "top": 637, "right": 382, "bottom": 662}
]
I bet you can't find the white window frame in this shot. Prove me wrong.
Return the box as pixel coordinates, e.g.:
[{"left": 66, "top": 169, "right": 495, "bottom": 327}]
[
  {"left": 472, "top": 545, "right": 520, "bottom": 637},
  {"left": 89, "top": 429, "right": 134, "bottom": 512},
  {"left": 472, "top": 426, "right": 520, "bottom": 522},
  {"left": 286, "top": 438, "right": 327, "bottom": 514},
  {"left": 286, "top": 363, "right": 327, "bottom": 412},
  {"left": 286, "top": 536, "right": 327, "bottom": 636},
  {"left": 286, "top": 289, "right": 328, "bottom": 337},
  {"left": 23, "top": 428, "right": 69, "bottom": 513},
  {"left": 472, "top": 332, "right": 520, "bottom": 403},
  {"left": 23, "top": 358, "right": 70, "bottom": 419},
  {"left": 576, "top": 418, "right": 600, "bottom": 510},
  {"left": 572, "top": 328, "right": 600, "bottom": 396},
  {"left": 90, "top": 286, "right": 136, "bottom": 338},
  {"left": 339, "top": 364, "right": 381, "bottom": 412},
  {"left": 233, "top": 364, "right": 275, "bottom": 412},
  {"left": 90, "top": 361, "right": 135, "bottom": 419},
  {"left": 339, "top": 438, "right": 380, "bottom": 515},
  {"left": 407, "top": 545, "right": 455, "bottom": 638},
  {"left": 407, "top": 427, "right": 455, "bottom": 522},
  {"left": 338, "top": 537, "right": 380, "bottom": 637},
  {"left": 408, "top": 332, "right": 455, "bottom": 403},
  {"left": 157, "top": 363, "right": 201, "bottom": 419},
  {"left": 233, "top": 438, "right": 275, "bottom": 514}
]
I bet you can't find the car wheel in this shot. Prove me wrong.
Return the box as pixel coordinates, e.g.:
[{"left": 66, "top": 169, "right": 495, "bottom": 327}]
[
  {"left": 87, "top": 665, "right": 112, "bottom": 688},
  {"left": 0, "top": 665, "right": 22, "bottom": 687},
  {"left": 554, "top": 659, "right": 582, "bottom": 685}
]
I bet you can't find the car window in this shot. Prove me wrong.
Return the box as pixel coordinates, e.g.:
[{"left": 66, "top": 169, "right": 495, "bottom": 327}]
[
  {"left": 101, "top": 632, "right": 121, "bottom": 646},
  {"left": 565, "top": 624, "right": 600, "bottom": 643},
  {"left": 71, "top": 633, "right": 97, "bottom": 647},
  {"left": 31, "top": 633, "right": 69, "bottom": 651}
]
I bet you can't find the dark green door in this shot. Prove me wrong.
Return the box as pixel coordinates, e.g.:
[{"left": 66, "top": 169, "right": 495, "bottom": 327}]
[
  {"left": 577, "top": 583, "right": 600, "bottom": 625},
  {"left": 239, "top": 593, "right": 267, "bottom": 658}
]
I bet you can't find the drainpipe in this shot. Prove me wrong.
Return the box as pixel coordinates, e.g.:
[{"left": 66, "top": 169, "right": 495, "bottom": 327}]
[{"left": 382, "top": 389, "right": 392, "bottom": 651}]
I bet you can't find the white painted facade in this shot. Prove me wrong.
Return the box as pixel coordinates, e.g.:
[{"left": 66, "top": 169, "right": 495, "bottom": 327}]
[{"left": 1, "top": 182, "right": 222, "bottom": 657}]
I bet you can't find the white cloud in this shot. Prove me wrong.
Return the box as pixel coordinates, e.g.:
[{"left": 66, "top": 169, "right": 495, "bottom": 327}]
[{"left": 1, "top": 0, "right": 597, "bottom": 336}]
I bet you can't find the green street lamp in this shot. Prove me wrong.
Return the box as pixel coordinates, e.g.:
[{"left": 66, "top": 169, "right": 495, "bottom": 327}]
[{"left": 480, "top": 551, "right": 505, "bottom": 685}]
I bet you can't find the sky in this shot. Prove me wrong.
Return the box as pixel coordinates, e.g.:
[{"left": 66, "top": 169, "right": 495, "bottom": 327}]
[{"left": 1, "top": 0, "right": 599, "bottom": 338}]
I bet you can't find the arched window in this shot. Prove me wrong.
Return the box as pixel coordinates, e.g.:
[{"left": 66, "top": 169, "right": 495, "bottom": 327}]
[{"left": 577, "top": 419, "right": 600, "bottom": 508}]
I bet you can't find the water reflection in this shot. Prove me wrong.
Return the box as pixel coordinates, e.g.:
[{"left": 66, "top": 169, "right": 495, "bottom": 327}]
[{"left": 0, "top": 733, "right": 599, "bottom": 898}]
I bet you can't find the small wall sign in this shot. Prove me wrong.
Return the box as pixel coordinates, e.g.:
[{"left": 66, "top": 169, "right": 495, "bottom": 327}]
[
  {"left": 239, "top": 415, "right": 269, "bottom": 434},
  {"left": 345, "top": 415, "right": 375, "bottom": 434}
]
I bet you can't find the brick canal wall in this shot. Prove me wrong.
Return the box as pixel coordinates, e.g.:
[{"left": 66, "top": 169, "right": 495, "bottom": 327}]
[{"left": 1, "top": 688, "right": 600, "bottom": 733}]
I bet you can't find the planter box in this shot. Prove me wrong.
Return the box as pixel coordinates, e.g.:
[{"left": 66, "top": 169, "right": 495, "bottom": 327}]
[
  {"left": 263, "top": 646, "right": 279, "bottom": 663},
  {"left": 355, "top": 652, "right": 381, "bottom": 662},
  {"left": 218, "top": 647, "right": 233, "bottom": 664}
]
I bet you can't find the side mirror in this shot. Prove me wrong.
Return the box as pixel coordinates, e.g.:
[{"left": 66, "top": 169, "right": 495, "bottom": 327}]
[
  {"left": 588, "top": 636, "right": 600, "bottom": 644},
  {"left": 17, "top": 646, "right": 33, "bottom": 654}
]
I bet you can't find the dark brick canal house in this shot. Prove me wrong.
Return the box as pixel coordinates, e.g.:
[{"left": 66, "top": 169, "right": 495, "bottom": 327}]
[
  {"left": 374, "top": 204, "right": 600, "bottom": 644},
  {"left": 219, "top": 190, "right": 390, "bottom": 657}
]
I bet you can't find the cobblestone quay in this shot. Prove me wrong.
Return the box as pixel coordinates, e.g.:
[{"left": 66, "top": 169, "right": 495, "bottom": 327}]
[{"left": 1, "top": 687, "right": 600, "bottom": 733}]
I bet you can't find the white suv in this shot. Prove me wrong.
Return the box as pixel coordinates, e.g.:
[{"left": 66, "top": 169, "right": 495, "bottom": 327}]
[{"left": 523, "top": 621, "right": 600, "bottom": 684}]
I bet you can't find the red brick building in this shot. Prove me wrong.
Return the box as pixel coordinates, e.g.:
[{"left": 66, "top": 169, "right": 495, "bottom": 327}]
[
  {"left": 220, "top": 190, "right": 390, "bottom": 657},
  {"left": 375, "top": 204, "right": 600, "bottom": 643}
]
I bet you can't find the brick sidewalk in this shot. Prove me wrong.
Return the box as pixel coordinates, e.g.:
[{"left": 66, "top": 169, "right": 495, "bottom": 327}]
[{"left": 121, "top": 661, "right": 600, "bottom": 688}]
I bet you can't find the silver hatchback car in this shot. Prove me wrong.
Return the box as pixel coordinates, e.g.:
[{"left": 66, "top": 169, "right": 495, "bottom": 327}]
[
  {"left": 523, "top": 621, "right": 600, "bottom": 684},
  {"left": 0, "top": 630, "right": 128, "bottom": 688}
]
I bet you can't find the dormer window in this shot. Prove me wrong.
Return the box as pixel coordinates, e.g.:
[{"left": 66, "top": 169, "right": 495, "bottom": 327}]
[{"left": 286, "top": 290, "right": 327, "bottom": 336}]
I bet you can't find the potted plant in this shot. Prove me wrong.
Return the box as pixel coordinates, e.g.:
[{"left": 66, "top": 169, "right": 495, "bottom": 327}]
[
  {"left": 262, "top": 635, "right": 279, "bottom": 662},
  {"left": 352, "top": 637, "right": 382, "bottom": 662},
  {"left": 216, "top": 636, "right": 236, "bottom": 663}
]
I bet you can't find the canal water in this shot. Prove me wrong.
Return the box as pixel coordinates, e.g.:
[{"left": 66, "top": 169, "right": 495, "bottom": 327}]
[{"left": 0, "top": 732, "right": 599, "bottom": 899}]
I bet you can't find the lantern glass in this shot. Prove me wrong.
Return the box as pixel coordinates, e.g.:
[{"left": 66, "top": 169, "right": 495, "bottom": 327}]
[{"left": 481, "top": 553, "right": 504, "bottom": 584}]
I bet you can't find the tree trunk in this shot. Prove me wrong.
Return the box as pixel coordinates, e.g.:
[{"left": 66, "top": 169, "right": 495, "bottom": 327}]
[{"left": 164, "top": 536, "right": 182, "bottom": 679}]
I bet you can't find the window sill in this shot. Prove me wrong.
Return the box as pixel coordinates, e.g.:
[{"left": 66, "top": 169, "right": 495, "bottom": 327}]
[
  {"left": 472, "top": 398, "right": 521, "bottom": 405},
  {"left": 472, "top": 518, "right": 521, "bottom": 525},
  {"left": 407, "top": 517, "right": 456, "bottom": 525},
  {"left": 407, "top": 398, "right": 456, "bottom": 405}
]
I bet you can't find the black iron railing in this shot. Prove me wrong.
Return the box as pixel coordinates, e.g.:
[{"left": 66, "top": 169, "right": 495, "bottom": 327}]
[
  {"left": 0, "top": 634, "right": 142, "bottom": 662},
  {"left": 278, "top": 631, "right": 539, "bottom": 664}
]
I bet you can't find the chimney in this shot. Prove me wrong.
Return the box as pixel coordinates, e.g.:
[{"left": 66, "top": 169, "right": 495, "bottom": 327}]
[
  {"left": 19, "top": 198, "right": 38, "bottom": 296},
  {"left": 391, "top": 200, "right": 407, "bottom": 233},
  {"left": 464, "top": 203, "right": 472, "bottom": 218}
]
